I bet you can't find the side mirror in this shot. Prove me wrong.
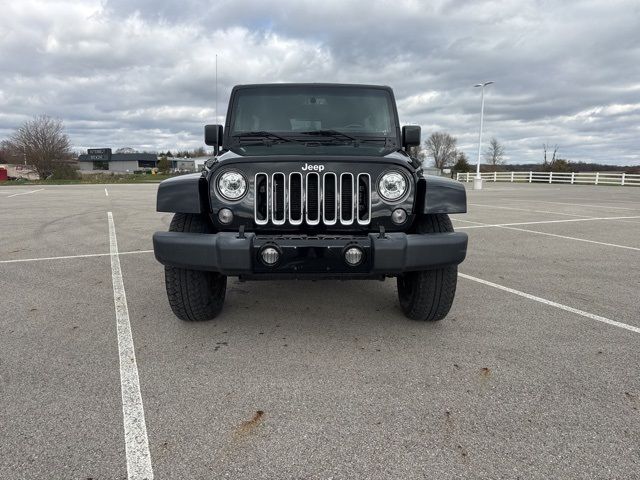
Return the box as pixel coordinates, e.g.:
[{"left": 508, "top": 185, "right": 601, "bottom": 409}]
[
  {"left": 204, "top": 124, "right": 223, "bottom": 150},
  {"left": 402, "top": 125, "right": 421, "bottom": 148}
]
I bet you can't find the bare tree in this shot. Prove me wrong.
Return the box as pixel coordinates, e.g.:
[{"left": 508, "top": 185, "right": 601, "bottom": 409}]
[
  {"left": 192, "top": 146, "right": 207, "bottom": 157},
  {"left": 483, "top": 137, "right": 505, "bottom": 166},
  {"left": 542, "top": 143, "right": 560, "bottom": 171},
  {"left": 424, "top": 132, "right": 458, "bottom": 169},
  {"left": 2, "top": 115, "right": 72, "bottom": 178}
]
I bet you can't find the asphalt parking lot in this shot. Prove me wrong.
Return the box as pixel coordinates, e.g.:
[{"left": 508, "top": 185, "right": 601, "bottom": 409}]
[{"left": 1, "top": 182, "right": 639, "bottom": 479}]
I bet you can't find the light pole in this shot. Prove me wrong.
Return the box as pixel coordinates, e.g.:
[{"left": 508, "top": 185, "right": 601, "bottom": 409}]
[{"left": 473, "top": 81, "right": 493, "bottom": 190}]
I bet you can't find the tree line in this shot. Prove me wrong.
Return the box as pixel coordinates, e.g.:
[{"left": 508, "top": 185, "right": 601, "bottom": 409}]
[
  {"left": 408, "top": 133, "right": 640, "bottom": 174},
  {"left": 410, "top": 131, "right": 505, "bottom": 174},
  {"left": 158, "top": 147, "right": 208, "bottom": 158},
  {"left": 0, "top": 115, "right": 214, "bottom": 179},
  {"left": 2, "top": 116, "right": 638, "bottom": 178}
]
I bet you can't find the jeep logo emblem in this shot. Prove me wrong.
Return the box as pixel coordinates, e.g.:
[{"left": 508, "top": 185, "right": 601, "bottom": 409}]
[{"left": 301, "top": 163, "right": 325, "bottom": 172}]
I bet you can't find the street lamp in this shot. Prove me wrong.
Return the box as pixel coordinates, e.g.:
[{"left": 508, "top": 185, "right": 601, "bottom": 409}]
[{"left": 473, "top": 81, "right": 493, "bottom": 190}]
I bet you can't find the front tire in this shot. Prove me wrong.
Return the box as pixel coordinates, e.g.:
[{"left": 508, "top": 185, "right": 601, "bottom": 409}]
[
  {"left": 397, "top": 214, "right": 458, "bottom": 321},
  {"left": 164, "top": 213, "right": 227, "bottom": 322}
]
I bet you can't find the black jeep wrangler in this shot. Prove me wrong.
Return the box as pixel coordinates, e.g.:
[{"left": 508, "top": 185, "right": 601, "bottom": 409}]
[{"left": 153, "top": 84, "right": 467, "bottom": 322}]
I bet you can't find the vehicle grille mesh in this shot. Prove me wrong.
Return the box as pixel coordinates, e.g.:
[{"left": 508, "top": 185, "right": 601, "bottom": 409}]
[{"left": 254, "top": 172, "right": 371, "bottom": 226}]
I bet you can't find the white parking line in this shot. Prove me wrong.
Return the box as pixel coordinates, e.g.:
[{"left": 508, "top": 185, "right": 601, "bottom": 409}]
[
  {"left": 459, "top": 273, "right": 640, "bottom": 334},
  {"left": 468, "top": 203, "right": 590, "bottom": 217},
  {"left": 105, "top": 187, "right": 109, "bottom": 197},
  {"left": 452, "top": 218, "right": 487, "bottom": 225},
  {"left": 0, "top": 183, "right": 159, "bottom": 189},
  {"left": 107, "top": 212, "right": 154, "bottom": 480},
  {"left": 456, "top": 217, "right": 640, "bottom": 251},
  {"left": 498, "top": 225, "right": 640, "bottom": 251},
  {"left": 7, "top": 188, "right": 44, "bottom": 198},
  {"left": 0, "top": 250, "right": 153, "bottom": 264},
  {"left": 466, "top": 187, "right": 566, "bottom": 192},
  {"left": 612, "top": 219, "right": 640, "bottom": 226},
  {"left": 508, "top": 199, "right": 639, "bottom": 211},
  {"left": 454, "top": 215, "right": 640, "bottom": 229}
]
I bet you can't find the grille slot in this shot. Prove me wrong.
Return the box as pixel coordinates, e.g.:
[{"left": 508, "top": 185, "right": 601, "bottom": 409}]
[
  {"left": 357, "top": 173, "right": 371, "bottom": 224},
  {"left": 255, "top": 173, "right": 268, "bottom": 224},
  {"left": 254, "top": 171, "right": 370, "bottom": 227},
  {"left": 323, "top": 173, "right": 337, "bottom": 225},
  {"left": 289, "top": 173, "right": 303, "bottom": 224},
  {"left": 340, "top": 173, "right": 354, "bottom": 224},
  {"left": 272, "top": 173, "right": 286, "bottom": 224},
  {"left": 306, "top": 173, "right": 320, "bottom": 225}
]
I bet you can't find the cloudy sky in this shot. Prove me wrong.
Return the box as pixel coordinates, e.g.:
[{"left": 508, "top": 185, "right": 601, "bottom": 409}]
[{"left": 1, "top": 0, "right": 639, "bottom": 164}]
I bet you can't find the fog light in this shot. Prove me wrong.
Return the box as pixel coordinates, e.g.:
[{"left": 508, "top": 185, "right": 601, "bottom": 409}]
[
  {"left": 344, "top": 246, "right": 364, "bottom": 266},
  {"left": 218, "top": 208, "right": 233, "bottom": 224},
  {"left": 391, "top": 208, "right": 407, "bottom": 224},
  {"left": 261, "top": 246, "right": 280, "bottom": 266}
]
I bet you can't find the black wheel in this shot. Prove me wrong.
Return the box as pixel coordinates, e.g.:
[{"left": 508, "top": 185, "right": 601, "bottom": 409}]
[
  {"left": 164, "top": 213, "right": 227, "bottom": 321},
  {"left": 397, "top": 214, "right": 458, "bottom": 321}
]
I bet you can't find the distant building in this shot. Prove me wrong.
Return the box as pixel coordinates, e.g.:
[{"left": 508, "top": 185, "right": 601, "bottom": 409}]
[
  {"left": 77, "top": 152, "right": 159, "bottom": 173},
  {"left": 77, "top": 150, "right": 212, "bottom": 173},
  {"left": 191, "top": 156, "right": 210, "bottom": 171},
  {"left": 162, "top": 156, "right": 210, "bottom": 172},
  {"left": 0, "top": 163, "right": 39, "bottom": 180}
]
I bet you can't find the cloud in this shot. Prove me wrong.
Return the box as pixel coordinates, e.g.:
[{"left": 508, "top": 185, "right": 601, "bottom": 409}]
[{"left": 0, "top": 0, "right": 639, "bottom": 164}]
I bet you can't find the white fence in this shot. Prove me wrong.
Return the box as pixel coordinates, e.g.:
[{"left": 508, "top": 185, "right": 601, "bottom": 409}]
[{"left": 456, "top": 171, "right": 640, "bottom": 187}]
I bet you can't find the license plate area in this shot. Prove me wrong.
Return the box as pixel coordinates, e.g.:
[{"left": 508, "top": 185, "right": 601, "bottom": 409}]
[{"left": 252, "top": 236, "right": 372, "bottom": 274}]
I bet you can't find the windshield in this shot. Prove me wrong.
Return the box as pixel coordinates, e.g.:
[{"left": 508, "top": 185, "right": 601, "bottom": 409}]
[{"left": 230, "top": 86, "right": 396, "bottom": 139}]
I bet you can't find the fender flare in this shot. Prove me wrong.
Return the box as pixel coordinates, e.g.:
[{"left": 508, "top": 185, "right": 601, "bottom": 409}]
[
  {"left": 156, "top": 173, "right": 207, "bottom": 213},
  {"left": 417, "top": 175, "right": 467, "bottom": 214}
]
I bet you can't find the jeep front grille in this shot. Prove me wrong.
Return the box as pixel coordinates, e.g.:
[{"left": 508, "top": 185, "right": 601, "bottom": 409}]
[{"left": 254, "top": 172, "right": 371, "bottom": 226}]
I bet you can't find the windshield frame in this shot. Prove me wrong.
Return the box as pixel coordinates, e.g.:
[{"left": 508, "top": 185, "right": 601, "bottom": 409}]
[{"left": 223, "top": 84, "right": 401, "bottom": 151}]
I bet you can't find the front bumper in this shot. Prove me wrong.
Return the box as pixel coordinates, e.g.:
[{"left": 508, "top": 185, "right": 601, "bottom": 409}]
[{"left": 153, "top": 231, "right": 467, "bottom": 278}]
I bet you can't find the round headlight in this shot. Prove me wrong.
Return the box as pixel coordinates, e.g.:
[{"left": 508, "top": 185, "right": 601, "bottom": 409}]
[
  {"left": 217, "top": 171, "right": 247, "bottom": 200},
  {"left": 378, "top": 171, "right": 408, "bottom": 201}
]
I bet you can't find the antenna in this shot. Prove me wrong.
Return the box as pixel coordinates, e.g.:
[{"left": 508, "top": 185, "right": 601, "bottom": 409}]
[{"left": 215, "top": 54, "right": 218, "bottom": 125}]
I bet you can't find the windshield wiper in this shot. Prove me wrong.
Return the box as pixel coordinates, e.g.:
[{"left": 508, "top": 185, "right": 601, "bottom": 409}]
[
  {"left": 299, "top": 129, "right": 358, "bottom": 142},
  {"left": 232, "top": 131, "right": 303, "bottom": 145},
  {"left": 357, "top": 136, "right": 392, "bottom": 144}
]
